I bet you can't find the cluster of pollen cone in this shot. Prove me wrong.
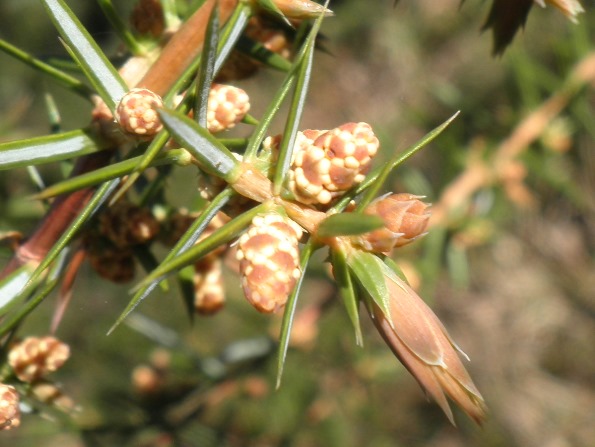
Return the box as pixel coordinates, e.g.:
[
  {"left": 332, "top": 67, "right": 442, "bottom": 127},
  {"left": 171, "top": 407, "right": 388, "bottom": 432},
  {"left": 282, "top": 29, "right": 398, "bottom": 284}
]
[
  {"left": 29, "top": 1, "right": 486, "bottom": 429},
  {"left": 1, "top": 336, "right": 73, "bottom": 431},
  {"left": 102, "top": 82, "right": 486, "bottom": 424},
  {"left": 239, "top": 121, "right": 382, "bottom": 314}
]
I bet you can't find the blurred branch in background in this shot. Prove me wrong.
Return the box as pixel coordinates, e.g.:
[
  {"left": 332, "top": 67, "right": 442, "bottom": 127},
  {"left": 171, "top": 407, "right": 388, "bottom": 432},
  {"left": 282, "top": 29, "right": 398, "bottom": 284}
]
[{"left": 432, "top": 50, "right": 595, "bottom": 226}]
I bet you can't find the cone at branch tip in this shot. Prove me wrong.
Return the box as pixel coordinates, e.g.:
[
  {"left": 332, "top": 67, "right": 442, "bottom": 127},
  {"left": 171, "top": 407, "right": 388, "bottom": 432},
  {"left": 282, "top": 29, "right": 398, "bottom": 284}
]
[{"left": 368, "top": 269, "right": 487, "bottom": 425}]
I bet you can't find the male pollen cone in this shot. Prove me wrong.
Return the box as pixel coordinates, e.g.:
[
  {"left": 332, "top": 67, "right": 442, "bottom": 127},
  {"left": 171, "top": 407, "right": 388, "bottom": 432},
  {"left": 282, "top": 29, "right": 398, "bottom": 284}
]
[{"left": 368, "top": 272, "right": 487, "bottom": 425}]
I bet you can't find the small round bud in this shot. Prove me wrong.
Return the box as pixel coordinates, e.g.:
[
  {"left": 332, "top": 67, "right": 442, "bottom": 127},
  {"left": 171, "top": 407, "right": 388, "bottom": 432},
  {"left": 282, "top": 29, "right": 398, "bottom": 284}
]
[
  {"left": 116, "top": 88, "right": 164, "bottom": 136},
  {"left": 8, "top": 336, "right": 70, "bottom": 383},
  {"left": 245, "top": 16, "right": 292, "bottom": 59},
  {"left": 236, "top": 213, "right": 303, "bottom": 313},
  {"left": 30, "top": 382, "right": 76, "bottom": 413},
  {"left": 286, "top": 123, "right": 379, "bottom": 206},
  {"left": 207, "top": 84, "right": 250, "bottom": 133},
  {"left": 130, "top": 0, "right": 165, "bottom": 38},
  {"left": 0, "top": 384, "right": 20, "bottom": 431},
  {"left": 99, "top": 201, "right": 160, "bottom": 248},
  {"left": 131, "top": 365, "right": 164, "bottom": 395},
  {"left": 87, "top": 244, "right": 136, "bottom": 283},
  {"left": 355, "top": 193, "right": 431, "bottom": 252}
]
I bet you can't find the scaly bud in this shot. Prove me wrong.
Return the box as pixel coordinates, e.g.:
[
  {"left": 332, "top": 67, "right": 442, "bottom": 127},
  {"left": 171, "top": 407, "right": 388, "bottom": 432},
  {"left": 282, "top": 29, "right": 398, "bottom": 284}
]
[
  {"left": 355, "top": 193, "right": 431, "bottom": 252},
  {"left": 207, "top": 84, "right": 251, "bottom": 133},
  {"left": 236, "top": 213, "right": 303, "bottom": 313},
  {"left": 286, "top": 123, "right": 379, "bottom": 206},
  {"left": 87, "top": 243, "right": 136, "bottom": 283},
  {"left": 99, "top": 201, "right": 160, "bottom": 248},
  {"left": 0, "top": 384, "right": 20, "bottom": 431},
  {"left": 130, "top": 0, "right": 166, "bottom": 38},
  {"left": 8, "top": 336, "right": 70, "bottom": 383},
  {"left": 368, "top": 269, "right": 486, "bottom": 425},
  {"left": 116, "top": 88, "right": 164, "bottom": 136}
]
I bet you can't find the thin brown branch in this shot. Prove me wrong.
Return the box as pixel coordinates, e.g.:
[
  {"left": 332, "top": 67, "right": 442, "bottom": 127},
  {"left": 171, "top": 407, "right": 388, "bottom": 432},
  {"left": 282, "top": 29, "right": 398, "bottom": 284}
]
[
  {"left": 138, "top": 0, "right": 239, "bottom": 96},
  {"left": 431, "top": 51, "right": 595, "bottom": 226}
]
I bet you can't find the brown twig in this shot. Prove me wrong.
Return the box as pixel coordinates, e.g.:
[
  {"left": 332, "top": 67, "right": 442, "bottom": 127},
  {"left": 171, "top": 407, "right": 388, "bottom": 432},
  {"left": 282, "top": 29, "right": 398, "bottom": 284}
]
[{"left": 431, "top": 51, "right": 595, "bottom": 226}]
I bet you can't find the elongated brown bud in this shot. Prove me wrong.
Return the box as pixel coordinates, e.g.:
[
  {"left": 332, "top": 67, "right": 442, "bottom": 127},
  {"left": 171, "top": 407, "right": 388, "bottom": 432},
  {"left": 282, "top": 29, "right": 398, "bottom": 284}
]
[
  {"left": 355, "top": 193, "right": 431, "bottom": 252},
  {"left": 0, "top": 384, "right": 20, "bottom": 431},
  {"left": 368, "top": 270, "right": 486, "bottom": 425},
  {"left": 8, "top": 336, "right": 70, "bottom": 383},
  {"left": 236, "top": 213, "right": 303, "bottom": 313},
  {"left": 263, "top": 0, "right": 334, "bottom": 19}
]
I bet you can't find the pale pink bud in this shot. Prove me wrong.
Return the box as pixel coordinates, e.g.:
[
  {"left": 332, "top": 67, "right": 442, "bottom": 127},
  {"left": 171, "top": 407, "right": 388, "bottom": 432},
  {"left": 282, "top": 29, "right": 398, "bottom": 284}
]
[
  {"left": 30, "top": 381, "right": 75, "bottom": 413},
  {"left": 356, "top": 193, "right": 431, "bottom": 252},
  {"left": 266, "top": 0, "right": 334, "bottom": 19},
  {"left": 368, "top": 271, "right": 486, "bottom": 425}
]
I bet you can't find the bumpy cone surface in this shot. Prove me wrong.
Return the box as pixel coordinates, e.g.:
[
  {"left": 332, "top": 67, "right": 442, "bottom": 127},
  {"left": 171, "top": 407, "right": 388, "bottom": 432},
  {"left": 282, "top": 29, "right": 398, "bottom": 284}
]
[
  {"left": 237, "top": 213, "right": 303, "bottom": 313},
  {"left": 0, "top": 384, "right": 20, "bottom": 431},
  {"left": 284, "top": 123, "right": 379, "bottom": 206},
  {"left": 207, "top": 84, "right": 250, "bottom": 133},
  {"left": 116, "top": 88, "right": 164, "bottom": 136},
  {"left": 8, "top": 336, "right": 70, "bottom": 383}
]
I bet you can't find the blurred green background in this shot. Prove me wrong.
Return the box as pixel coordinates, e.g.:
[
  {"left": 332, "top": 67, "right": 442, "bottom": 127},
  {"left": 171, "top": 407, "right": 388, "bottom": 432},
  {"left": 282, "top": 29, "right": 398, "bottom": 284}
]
[{"left": 1, "top": 0, "right": 594, "bottom": 446}]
